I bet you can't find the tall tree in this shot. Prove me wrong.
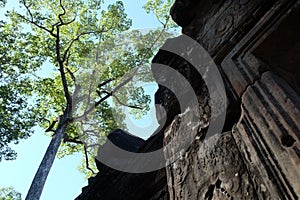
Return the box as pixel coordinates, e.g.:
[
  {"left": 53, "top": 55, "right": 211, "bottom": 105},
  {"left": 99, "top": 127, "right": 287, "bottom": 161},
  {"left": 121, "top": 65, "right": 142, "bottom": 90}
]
[{"left": 1, "top": 0, "right": 174, "bottom": 199}]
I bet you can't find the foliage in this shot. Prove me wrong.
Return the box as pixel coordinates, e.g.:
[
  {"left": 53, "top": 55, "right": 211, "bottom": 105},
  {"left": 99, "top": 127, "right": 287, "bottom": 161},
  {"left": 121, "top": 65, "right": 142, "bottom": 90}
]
[
  {"left": 0, "top": 0, "right": 132, "bottom": 163},
  {"left": 143, "top": 0, "right": 177, "bottom": 28},
  {"left": 0, "top": 20, "right": 44, "bottom": 161},
  {"left": 0, "top": 187, "right": 21, "bottom": 200},
  {"left": 57, "top": 27, "right": 175, "bottom": 175},
  {"left": 1, "top": 0, "right": 176, "bottom": 180}
]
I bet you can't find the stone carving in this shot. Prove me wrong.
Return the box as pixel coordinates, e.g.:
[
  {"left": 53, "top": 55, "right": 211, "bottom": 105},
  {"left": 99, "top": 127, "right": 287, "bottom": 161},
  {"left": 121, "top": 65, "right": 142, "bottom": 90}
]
[
  {"left": 164, "top": 108, "right": 258, "bottom": 199},
  {"left": 76, "top": 0, "right": 300, "bottom": 199},
  {"left": 233, "top": 72, "right": 300, "bottom": 199}
]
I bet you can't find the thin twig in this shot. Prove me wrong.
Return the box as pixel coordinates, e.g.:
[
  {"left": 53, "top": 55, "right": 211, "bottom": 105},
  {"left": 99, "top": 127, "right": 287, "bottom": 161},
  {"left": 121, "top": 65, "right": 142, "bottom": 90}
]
[
  {"left": 22, "top": 0, "right": 33, "bottom": 20},
  {"left": 101, "top": 90, "right": 142, "bottom": 110},
  {"left": 19, "top": 0, "right": 57, "bottom": 37},
  {"left": 83, "top": 145, "right": 96, "bottom": 174},
  {"left": 156, "top": 14, "right": 165, "bottom": 27},
  {"left": 62, "top": 30, "right": 105, "bottom": 62},
  {"left": 64, "top": 138, "right": 96, "bottom": 174},
  {"left": 137, "top": 17, "right": 170, "bottom": 67},
  {"left": 17, "top": 13, "right": 57, "bottom": 37}
]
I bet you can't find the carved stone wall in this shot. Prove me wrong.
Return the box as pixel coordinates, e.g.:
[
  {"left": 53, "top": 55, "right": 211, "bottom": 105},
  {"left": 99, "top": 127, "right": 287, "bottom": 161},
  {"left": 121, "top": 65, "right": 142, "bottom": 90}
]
[
  {"left": 76, "top": 0, "right": 300, "bottom": 199},
  {"left": 164, "top": 0, "right": 300, "bottom": 199}
]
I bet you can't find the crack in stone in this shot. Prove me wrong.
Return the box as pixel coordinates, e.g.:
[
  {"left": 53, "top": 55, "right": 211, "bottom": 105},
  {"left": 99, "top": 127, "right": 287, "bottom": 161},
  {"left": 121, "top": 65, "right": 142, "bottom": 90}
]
[{"left": 239, "top": 70, "right": 270, "bottom": 101}]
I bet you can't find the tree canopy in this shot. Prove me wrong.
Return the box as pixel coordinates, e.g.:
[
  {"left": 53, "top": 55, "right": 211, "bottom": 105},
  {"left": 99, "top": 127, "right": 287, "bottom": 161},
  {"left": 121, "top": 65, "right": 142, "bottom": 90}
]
[{"left": 0, "top": 0, "right": 176, "bottom": 198}]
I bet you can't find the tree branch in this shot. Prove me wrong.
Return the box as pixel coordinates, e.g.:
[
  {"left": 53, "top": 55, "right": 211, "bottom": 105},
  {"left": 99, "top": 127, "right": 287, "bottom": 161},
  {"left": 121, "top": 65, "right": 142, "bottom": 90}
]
[
  {"left": 83, "top": 145, "right": 96, "bottom": 174},
  {"left": 112, "top": 69, "right": 137, "bottom": 93},
  {"left": 73, "top": 93, "right": 111, "bottom": 122},
  {"left": 75, "top": 68, "right": 139, "bottom": 122},
  {"left": 156, "top": 14, "right": 165, "bottom": 27},
  {"left": 55, "top": 0, "right": 78, "bottom": 30},
  {"left": 137, "top": 17, "right": 170, "bottom": 67},
  {"left": 67, "top": 18, "right": 169, "bottom": 123},
  {"left": 98, "top": 78, "right": 115, "bottom": 88},
  {"left": 17, "top": 13, "right": 57, "bottom": 37},
  {"left": 21, "top": 0, "right": 33, "bottom": 20},
  {"left": 65, "top": 67, "right": 76, "bottom": 83},
  {"left": 56, "top": 27, "right": 72, "bottom": 108},
  {"left": 101, "top": 90, "right": 142, "bottom": 110},
  {"left": 19, "top": 1, "right": 57, "bottom": 37},
  {"left": 65, "top": 67, "right": 84, "bottom": 106},
  {"left": 57, "top": 0, "right": 79, "bottom": 27},
  {"left": 58, "top": 0, "right": 66, "bottom": 24},
  {"left": 45, "top": 120, "right": 58, "bottom": 133},
  {"left": 64, "top": 137, "right": 96, "bottom": 174},
  {"left": 62, "top": 30, "right": 106, "bottom": 63}
]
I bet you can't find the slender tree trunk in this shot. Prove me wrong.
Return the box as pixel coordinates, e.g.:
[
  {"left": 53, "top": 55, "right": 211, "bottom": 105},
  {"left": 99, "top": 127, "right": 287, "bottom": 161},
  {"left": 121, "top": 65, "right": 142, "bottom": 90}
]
[{"left": 25, "top": 121, "right": 67, "bottom": 200}]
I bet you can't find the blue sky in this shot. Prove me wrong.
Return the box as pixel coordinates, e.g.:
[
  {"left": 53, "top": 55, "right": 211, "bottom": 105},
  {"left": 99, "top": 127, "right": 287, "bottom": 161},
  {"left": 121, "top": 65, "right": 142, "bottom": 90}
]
[{"left": 0, "top": 0, "right": 164, "bottom": 199}]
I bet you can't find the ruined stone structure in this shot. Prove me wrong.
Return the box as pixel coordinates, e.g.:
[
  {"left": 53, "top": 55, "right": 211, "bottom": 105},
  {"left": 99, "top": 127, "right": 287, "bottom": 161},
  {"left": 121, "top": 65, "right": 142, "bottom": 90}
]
[{"left": 76, "top": 0, "right": 300, "bottom": 199}]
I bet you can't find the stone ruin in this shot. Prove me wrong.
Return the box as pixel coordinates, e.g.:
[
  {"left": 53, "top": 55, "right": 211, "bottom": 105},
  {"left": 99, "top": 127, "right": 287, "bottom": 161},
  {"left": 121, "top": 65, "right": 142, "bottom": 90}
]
[{"left": 76, "top": 0, "right": 300, "bottom": 199}]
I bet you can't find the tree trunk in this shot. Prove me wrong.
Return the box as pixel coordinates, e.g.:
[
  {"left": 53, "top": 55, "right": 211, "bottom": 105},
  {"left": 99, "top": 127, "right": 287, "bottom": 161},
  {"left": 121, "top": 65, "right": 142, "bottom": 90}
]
[{"left": 25, "top": 122, "right": 67, "bottom": 200}]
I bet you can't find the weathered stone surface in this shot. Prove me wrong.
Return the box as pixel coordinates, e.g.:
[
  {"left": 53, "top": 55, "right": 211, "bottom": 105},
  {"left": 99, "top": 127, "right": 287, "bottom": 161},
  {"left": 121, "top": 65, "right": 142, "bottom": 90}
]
[
  {"left": 76, "top": 0, "right": 300, "bottom": 199},
  {"left": 170, "top": 0, "right": 200, "bottom": 27},
  {"left": 166, "top": 131, "right": 257, "bottom": 200},
  {"left": 152, "top": 44, "right": 208, "bottom": 127},
  {"left": 106, "top": 129, "right": 145, "bottom": 152},
  {"left": 162, "top": 102, "right": 256, "bottom": 199},
  {"left": 162, "top": 0, "right": 300, "bottom": 199},
  {"left": 76, "top": 129, "right": 168, "bottom": 200},
  {"left": 95, "top": 129, "right": 145, "bottom": 171},
  {"left": 233, "top": 71, "right": 300, "bottom": 199}
]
